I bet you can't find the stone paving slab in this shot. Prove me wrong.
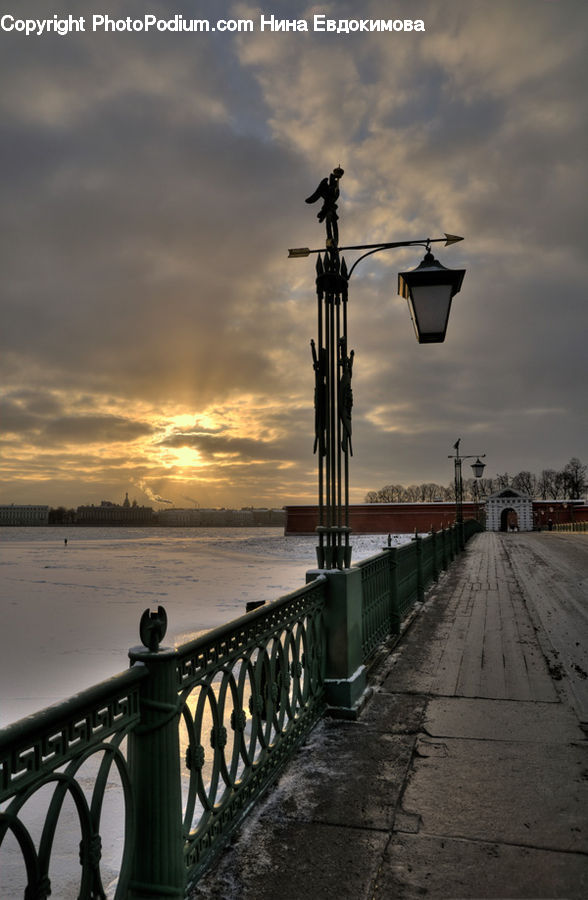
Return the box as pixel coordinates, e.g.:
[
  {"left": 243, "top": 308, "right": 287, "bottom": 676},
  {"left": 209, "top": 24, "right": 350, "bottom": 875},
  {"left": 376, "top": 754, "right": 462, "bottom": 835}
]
[
  {"left": 191, "top": 715, "right": 419, "bottom": 899},
  {"left": 424, "top": 695, "right": 585, "bottom": 743},
  {"left": 377, "top": 832, "right": 588, "bottom": 899},
  {"left": 380, "top": 602, "right": 458, "bottom": 695},
  {"left": 358, "top": 690, "right": 427, "bottom": 734},
  {"left": 402, "top": 733, "right": 588, "bottom": 853},
  {"left": 251, "top": 718, "right": 415, "bottom": 831},
  {"left": 191, "top": 821, "right": 389, "bottom": 900}
]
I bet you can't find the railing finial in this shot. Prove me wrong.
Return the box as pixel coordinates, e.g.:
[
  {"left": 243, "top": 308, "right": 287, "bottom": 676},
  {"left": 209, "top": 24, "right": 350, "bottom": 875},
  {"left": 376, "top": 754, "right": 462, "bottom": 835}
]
[{"left": 139, "top": 605, "right": 168, "bottom": 652}]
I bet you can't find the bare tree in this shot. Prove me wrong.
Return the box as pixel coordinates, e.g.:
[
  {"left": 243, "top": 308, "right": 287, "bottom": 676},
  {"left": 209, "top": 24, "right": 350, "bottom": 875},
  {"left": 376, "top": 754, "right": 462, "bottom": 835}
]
[
  {"left": 364, "top": 484, "right": 406, "bottom": 503},
  {"left": 478, "top": 478, "right": 495, "bottom": 498},
  {"left": 537, "top": 469, "right": 556, "bottom": 499},
  {"left": 563, "top": 457, "right": 587, "bottom": 499},
  {"left": 552, "top": 470, "right": 567, "bottom": 499},
  {"left": 467, "top": 479, "right": 480, "bottom": 502},
  {"left": 364, "top": 459, "right": 585, "bottom": 504},
  {"left": 421, "top": 482, "right": 445, "bottom": 501},
  {"left": 512, "top": 470, "right": 536, "bottom": 496},
  {"left": 404, "top": 484, "right": 421, "bottom": 502}
]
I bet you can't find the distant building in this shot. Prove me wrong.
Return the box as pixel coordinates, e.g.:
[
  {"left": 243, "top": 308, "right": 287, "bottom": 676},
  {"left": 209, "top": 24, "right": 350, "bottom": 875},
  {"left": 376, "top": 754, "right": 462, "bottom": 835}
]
[
  {"left": 486, "top": 489, "right": 533, "bottom": 532},
  {"left": 76, "top": 493, "right": 154, "bottom": 525},
  {"left": 0, "top": 504, "right": 49, "bottom": 526},
  {"left": 158, "top": 507, "right": 286, "bottom": 527},
  {"left": 250, "top": 508, "right": 285, "bottom": 526},
  {"left": 157, "top": 507, "right": 203, "bottom": 527}
]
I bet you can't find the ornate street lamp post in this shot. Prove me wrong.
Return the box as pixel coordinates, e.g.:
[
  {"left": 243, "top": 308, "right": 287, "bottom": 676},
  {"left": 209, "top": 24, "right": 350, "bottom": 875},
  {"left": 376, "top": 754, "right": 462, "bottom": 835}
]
[
  {"left": 448, "top": 439, "right": 486, "bottom": 549},
  {"left": 289, "top": 167, "right": 467, "bottom": 569}
]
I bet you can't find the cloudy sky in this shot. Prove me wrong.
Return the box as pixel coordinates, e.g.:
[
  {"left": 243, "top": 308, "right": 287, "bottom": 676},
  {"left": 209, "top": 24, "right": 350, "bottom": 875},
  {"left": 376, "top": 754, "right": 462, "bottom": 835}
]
[{"left": 1, "top": 0, "right": 587, "bottom": 511}]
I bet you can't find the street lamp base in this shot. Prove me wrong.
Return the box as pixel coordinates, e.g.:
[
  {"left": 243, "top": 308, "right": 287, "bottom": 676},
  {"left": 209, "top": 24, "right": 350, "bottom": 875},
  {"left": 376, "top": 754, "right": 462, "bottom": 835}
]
[{"left": 316, "top": 525, "right": 352, "bottom": 570}]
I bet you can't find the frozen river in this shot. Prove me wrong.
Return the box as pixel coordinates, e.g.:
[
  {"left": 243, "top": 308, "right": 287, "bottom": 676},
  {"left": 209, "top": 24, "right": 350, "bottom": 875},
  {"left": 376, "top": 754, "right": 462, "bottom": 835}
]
[{"left": 0, "top": 527, "right": 403, "bottom": 727}]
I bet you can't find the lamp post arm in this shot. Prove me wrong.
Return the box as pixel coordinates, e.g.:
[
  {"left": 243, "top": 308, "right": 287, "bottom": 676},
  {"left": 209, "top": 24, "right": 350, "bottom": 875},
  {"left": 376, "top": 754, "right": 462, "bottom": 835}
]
[
  {"left": 288, "top": 234, "right": 464, "bottom": 274},
  {"left": 346, "top": 242, "right": 426, "bottom": 279}
]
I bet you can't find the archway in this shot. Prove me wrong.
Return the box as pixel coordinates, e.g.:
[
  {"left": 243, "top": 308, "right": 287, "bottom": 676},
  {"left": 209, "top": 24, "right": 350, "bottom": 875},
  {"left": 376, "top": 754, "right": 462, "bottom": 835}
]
[
  {"left": 486, "top": 489, "right": 533, "bottom": 532},
  {"left": 500, "top": 508, "right": 518, "bottom": 532}
]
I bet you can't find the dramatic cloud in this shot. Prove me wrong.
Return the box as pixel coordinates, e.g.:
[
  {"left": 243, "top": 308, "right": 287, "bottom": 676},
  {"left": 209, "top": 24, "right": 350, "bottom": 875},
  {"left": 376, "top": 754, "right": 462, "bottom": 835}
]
[{"left": 1, "top": 1, "right": 587, "bottom": 508}]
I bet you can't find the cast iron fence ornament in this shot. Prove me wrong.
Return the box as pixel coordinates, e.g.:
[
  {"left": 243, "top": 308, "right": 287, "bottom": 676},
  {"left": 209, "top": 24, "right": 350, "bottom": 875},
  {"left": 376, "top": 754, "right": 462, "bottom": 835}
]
[{"left": 140, "top": 605, "right": 168, "bottom": 652}]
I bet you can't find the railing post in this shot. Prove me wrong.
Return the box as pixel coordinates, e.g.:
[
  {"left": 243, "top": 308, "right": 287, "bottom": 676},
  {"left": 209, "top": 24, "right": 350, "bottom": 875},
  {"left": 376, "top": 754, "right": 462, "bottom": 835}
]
[
  {"left": 128, "top": 616, "right": 185, "bottom": 899},
  {"left": 430, "top": 529, "right": 439, "bottom": 582},
  {"left": 307, "top": 567, "right": 366, "bottom": 717},
  {"left": 440, "top": 526, "right": 448, "bottom": 570},
  {"left": 386, "top": 546, "right": 400, "bottom": 635},
  {"left": 414, "top": 532, "right": 424, "bottom": 603}
]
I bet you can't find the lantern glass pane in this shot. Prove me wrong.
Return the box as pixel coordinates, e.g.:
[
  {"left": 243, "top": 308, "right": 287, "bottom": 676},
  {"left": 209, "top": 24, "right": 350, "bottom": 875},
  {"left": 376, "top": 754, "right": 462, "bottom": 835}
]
[
  {"left": 471, "top": 459, "right": 485, "bottom": 478},
  {"left": 408, "top": 284, "right": 453, "bottom": 342}
]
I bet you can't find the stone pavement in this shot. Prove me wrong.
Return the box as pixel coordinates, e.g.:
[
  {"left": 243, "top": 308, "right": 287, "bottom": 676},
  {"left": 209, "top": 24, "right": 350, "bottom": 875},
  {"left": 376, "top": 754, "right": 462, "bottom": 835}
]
[{"left": 191, "top": 532, "right": 588, "bottom": 899}]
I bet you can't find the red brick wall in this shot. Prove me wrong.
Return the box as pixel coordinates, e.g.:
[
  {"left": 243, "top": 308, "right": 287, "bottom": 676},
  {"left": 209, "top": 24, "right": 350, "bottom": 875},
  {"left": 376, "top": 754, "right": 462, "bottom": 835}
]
[
  {"left": 284, "top": 503, "right": 483, "bottom": 535},
  {"left": 532, "top": 501, "right": 583, "bottom": 528},
  {"left": 284, "top": 500, "right": 584, "bottom": 534}
]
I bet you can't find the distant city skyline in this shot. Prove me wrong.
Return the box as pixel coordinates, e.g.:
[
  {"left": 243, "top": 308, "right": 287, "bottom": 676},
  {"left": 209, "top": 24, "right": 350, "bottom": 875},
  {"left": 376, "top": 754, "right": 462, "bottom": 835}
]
[
  {"left": 7, "top": 454, "right": 586, "bottom": 512},
  {"left": 1, "top": 2, "right": 587, "bottom": 510}
]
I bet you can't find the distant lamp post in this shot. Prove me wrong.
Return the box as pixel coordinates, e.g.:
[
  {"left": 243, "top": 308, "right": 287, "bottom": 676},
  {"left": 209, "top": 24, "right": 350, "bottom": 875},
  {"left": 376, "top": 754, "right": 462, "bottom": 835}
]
[
  {"left": 289, "top": 167, "right": 467, "bottom": 569},
  {"left": 448, "top": 439, "right": 486, "bottom": 549}
]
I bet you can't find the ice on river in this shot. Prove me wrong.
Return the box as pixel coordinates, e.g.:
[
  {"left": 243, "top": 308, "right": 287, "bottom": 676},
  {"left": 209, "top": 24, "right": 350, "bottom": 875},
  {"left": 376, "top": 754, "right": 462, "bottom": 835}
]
[{"left": 0, "top": 527, "right": 407, "bottom": 726}]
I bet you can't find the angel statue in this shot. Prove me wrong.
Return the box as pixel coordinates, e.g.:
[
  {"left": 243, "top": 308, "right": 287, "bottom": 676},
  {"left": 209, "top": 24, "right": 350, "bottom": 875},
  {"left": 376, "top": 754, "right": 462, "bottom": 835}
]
[{"left": 305, "top": 166, "right": 344, "bottom": 247}]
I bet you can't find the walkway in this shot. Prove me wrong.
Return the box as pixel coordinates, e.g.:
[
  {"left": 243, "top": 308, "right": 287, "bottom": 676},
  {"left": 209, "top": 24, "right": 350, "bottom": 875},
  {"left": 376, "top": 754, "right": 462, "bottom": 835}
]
[{"left": 191, "top": 532, "right": 588, "bottom": 899}]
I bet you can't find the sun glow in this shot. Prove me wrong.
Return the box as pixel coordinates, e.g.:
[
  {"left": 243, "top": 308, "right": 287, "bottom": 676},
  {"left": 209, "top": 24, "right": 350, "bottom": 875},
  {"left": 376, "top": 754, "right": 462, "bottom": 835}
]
[
  {"left": 0, "top": 385, "right": 310, "bottom": 508},
  {"left": 159, "top": 445, "right": 205, "bottom": 470}
]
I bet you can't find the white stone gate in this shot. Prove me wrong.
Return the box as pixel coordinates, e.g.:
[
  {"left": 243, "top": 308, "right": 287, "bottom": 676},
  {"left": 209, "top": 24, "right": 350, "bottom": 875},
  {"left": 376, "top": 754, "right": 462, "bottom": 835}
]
[{"left": 485, "top": 489, "right": 533, "bottom": 532}]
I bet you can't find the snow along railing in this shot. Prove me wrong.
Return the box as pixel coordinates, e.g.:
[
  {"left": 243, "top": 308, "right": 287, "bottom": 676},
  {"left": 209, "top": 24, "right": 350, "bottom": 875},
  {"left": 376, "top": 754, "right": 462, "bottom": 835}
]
[{"left": 0, "top": 521, "right": 480, "bottom": 897}]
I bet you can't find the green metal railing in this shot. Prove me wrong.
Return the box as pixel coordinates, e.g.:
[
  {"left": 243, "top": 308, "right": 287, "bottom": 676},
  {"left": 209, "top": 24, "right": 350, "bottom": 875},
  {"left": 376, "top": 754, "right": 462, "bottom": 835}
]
[
  {"left": 0, "top": 524, "right": 481, "bottom": 896},
  {"left": 0, "top": 667, "right": 147, "bottom": 899},
  {"left": 395, "top": 538, "right": 421, "bottom": 618},
  {"left": 355, "top": 550, "right": 394, "bottom": 659},
  {"left": 357, "top": 522, "right": 481, "bottom": 663},
  {"left": 177, "top": 576, "right": 327, "bottom": 884},
  {"left": 553, "top": 521, "right": 588, "bottom": 533}
]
